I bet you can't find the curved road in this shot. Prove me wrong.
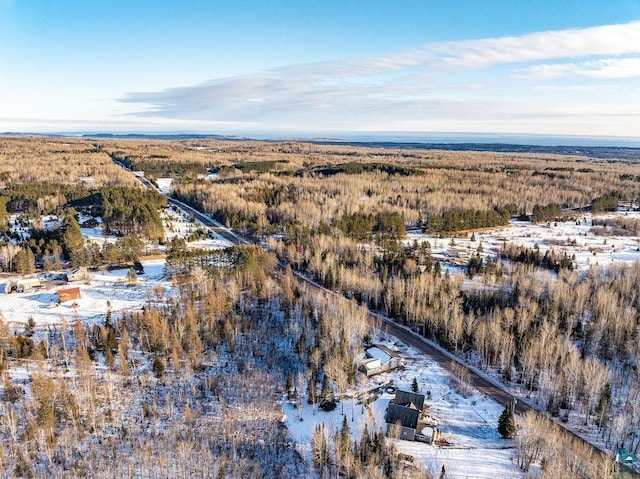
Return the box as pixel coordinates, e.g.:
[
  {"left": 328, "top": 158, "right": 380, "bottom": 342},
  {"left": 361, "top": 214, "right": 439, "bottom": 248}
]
[{"left": 115, "top": 155, "right": 637, "bottom": 477}]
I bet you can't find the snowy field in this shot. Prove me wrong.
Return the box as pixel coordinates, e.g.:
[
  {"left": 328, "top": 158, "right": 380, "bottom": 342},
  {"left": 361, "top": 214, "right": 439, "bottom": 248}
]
[
  {"left": 406, "top": 209, "right": 640, "bottom": 272},
  {"left": 284, "top": 335, "right": 522, "bottom": 479},
  {"left": 0, "top": 259, "right": 174, "bottom": 328}
]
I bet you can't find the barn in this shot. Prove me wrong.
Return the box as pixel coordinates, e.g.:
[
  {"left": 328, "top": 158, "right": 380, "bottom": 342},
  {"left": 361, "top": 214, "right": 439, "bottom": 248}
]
[{"left": 57, "top": 287, "right": 81, "bottom": 303}]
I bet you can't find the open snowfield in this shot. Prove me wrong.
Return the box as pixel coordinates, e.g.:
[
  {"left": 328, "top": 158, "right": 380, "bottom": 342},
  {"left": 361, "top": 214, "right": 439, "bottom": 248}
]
[
  {"left": 284, "top": 335, "right": 523, "bottom": 478},
  {"left": 406, "top": 209, "right": 640, "bottom": 272}
]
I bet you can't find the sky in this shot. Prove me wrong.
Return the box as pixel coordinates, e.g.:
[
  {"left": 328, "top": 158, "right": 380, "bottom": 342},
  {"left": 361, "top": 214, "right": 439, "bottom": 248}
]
[{"left": 1, "top": 0, "right": 640, "bottom": 139}]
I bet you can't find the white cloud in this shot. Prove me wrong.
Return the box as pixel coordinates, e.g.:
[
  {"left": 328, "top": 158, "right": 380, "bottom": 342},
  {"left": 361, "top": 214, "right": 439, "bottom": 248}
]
[
  {"left": 119, "top": 21, "right": 640, "bottom": 136},
  {"left": 429, "top": 22, "right": 640, "bottom": 69},
  {"left": 519, "top": 57, "right": 640, "bottom": 79}
]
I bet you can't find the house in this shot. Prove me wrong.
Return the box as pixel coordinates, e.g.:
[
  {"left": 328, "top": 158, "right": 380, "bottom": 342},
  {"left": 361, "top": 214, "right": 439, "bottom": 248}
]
[
  {"left": 16, "top": 277, "right": 42, "bottom": 293},
  {"left": 385, "top": 390, "right": 426, "bottom": 441},
  {"left": 359, "top": 345, "right": 402, "bottom": 377},
  {"left": 67, "top": 267, "right": 89, "bottom": 282},
  {"left": 57, "top": 287, "right": 81, "bottom": 303}
]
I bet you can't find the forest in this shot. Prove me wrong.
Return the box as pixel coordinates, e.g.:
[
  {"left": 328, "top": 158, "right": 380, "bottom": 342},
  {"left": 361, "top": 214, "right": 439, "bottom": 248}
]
[
  {"left": 2, "top": 136, "right": 640, "bottom": 477},
  {"left": 134, "top": 137, "right": 640, "bottom": 474},
  {"left": 0, "top": 183, "right": 165, "bottom": 272}
]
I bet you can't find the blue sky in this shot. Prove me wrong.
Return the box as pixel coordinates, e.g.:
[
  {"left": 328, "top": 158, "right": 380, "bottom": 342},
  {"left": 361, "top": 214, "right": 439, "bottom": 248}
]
[{"left": 1, "top": 0, "right": 640, "bottom": 137}]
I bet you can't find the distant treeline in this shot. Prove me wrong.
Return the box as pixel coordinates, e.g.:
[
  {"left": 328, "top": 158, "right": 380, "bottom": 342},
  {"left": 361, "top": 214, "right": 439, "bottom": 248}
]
[
  {"left": 228, "top": 160, "right": 289, "bottom": 174},
  {"left": 423, "top": 205, "right": 517, "bottom": 234},
  {"left": 314, "top": 162, "right": 420, "bottom": 177},
  {"left": 592, "top": 217, "right": 640, "bottom": 236},
  {"left": 501, "top": 243, "right": 574, "bottom": 272},
  {"left": 111, "top": 152, "right": 208, "bottom": 178},
  {"left": 531, "top": 203, "right": 563, "bottom": 223}
]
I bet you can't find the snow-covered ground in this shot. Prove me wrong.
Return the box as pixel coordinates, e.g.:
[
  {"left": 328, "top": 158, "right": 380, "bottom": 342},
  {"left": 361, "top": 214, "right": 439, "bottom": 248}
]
[
  {"left": 406, "top": 210, "right": 640, "bottom": 272},
  {"left": 284, "top": 336, "right": 523, "bottom": 478},
  {"left": 162, "top": 206, "right": 232, "bottom": 249},
  {"left": 156, "top": 177, "right": 173, "bottom": 195},
  {"left": 0, "top": 259, "right": 174, "bottom": 328}
]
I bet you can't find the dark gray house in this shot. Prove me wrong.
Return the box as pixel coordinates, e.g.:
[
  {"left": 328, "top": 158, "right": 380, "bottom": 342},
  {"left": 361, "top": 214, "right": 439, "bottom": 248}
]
[{"left": 385, "top": 390, "right": 426, "bottom": 441}]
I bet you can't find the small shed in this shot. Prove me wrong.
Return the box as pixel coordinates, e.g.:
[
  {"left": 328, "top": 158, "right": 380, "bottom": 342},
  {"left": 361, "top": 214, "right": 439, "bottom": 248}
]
[{"left": 57, "top": 287, "right": 81, "bottom": 303}]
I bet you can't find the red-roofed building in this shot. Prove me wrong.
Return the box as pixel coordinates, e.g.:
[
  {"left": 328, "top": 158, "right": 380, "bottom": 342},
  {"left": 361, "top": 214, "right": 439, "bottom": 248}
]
[{"left": 57, "top": 287, "right": 81, "bottom": 303}]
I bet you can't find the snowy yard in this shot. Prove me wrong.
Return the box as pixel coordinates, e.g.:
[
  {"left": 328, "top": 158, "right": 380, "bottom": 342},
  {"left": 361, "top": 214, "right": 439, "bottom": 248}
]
[
  {"left": 284, "top": 336, "right": 523, "bottom": 478},
  {"left": 0, "top": 259, "right": 174, "bottom": 328}
]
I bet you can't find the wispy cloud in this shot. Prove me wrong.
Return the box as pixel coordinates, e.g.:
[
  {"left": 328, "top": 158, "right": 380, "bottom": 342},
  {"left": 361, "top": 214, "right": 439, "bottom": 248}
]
[
  {"left": 120, "top": 21, "right": 640, "bottom": 135},
  {"left": 519, "top": 57, "right": 640, "bottom": 79}
]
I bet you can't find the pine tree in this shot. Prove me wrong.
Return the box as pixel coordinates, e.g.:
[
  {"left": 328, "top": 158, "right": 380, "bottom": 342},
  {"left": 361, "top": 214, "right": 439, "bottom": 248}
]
[
  {"left": 360, "top": 423, "right": 372, "bottom": 462},
  {"left": 43, "top": 250, "right": 52, "bottom": 272},
  {"left": 411, "top": 377, "right": 419, "bottom": 393},
  {"left": 61, "top": 213, "right": 85, "bottom": 265},
  {"left": 152, "top": 356, "right": 165, "bottom": 379},
  {"left": 312, "top": 424, "right": 330, "bottom": 472},
  {"left": 0, "top": 196, "right": 8, "bottom": 227},
  {"left": 498, "top": 402, "right": 516, "bottom": 439},
  {"left": 285, "top": 373, "right": 293, "bottom": 400}
]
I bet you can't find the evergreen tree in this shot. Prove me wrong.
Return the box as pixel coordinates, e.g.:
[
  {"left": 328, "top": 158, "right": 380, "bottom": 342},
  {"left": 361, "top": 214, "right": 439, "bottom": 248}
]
[
  {"left": 411, "top": 377, "right": 419, "bottom": 393},
  {"left": 321, "top": 374, "right": 332, "bottom": 400},
  {"left": 498, "top": 402, "right": 516, "bottom": 439},
  {"left": 285, "top": 373, "right": 293, "bottom": 400},
  {"left": 14, "top": 247, "right": 35, "bottom": 276},
  {"left": 152, "top": 356, "right": 165, "bottom": 379},
  {"left": 359, "top": 423, "right": 372, "bottom": 462},
  {"left": 312, "top": 424, "right": 330, "bottom": 473},
  {"left": 61, "top": 212, "right": 85, "bottom": 266},
  {"left": 0, "top": 196, "right": 8, "bottom": 227},
  {"left": 43, "top": 249, "right": 52, "bottom": 271}
]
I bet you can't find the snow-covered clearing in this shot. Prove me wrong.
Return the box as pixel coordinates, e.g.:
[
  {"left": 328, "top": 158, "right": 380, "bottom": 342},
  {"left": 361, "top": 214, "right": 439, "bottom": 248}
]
[
  {"left": 284, "top": 336, "right": 523, "bottom": 478},
  {"left": 0, "top": 259, "right": 173, "bottom": 328},
  {"left": 163, "top": 206, "right": 233, "bottom": 249},
  {"left": 406, "top": 209, "right": 640, "bottom": 272}
]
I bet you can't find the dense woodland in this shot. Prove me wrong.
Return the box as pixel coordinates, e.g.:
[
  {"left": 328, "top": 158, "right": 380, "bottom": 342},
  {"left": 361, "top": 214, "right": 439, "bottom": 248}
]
[
  {"left": 0, "top": 182, "right": 166, "bottom": 272},
  {"left": 0, "top": 246, "right": 431, "bottom": 478},
  {"left": 3, "top": 137, "right": 640, "bottom": 477},
  {"left": 133, "top": 138, "right": 640, "bottom": 476}
]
